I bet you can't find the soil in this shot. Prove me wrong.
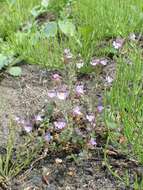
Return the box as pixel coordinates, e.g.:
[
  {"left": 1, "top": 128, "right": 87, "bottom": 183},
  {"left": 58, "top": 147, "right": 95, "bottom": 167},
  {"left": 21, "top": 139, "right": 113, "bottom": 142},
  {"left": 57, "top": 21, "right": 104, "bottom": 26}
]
[
  {"left": 0, "top": 62, "right": 141, "bottom": 190},
  {"left": 0, "top": 64, "right": 51, "bottom": 145}
]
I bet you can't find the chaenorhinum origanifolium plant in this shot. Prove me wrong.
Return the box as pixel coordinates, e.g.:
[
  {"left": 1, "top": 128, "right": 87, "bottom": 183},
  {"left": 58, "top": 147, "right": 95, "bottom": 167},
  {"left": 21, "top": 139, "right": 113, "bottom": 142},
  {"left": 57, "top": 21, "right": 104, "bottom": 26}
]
[{"left": 14, "top": 48, "right": 104, "bottom": 156}]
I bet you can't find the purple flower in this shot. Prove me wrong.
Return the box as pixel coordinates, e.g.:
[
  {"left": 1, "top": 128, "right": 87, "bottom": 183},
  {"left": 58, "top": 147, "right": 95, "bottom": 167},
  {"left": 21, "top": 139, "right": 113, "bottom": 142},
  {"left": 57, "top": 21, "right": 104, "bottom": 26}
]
[
  {"left": 23, "top": 121, "right": 33, "bottom": 133},
  {"left": 48, "top": 86, "right": 69, "bottom": 100},
  {"left": 97, "top": 105, "right": 104, "bottom": 113},
  {"left": 34, "top": 114, "right": 43, "bottom": 122},
  {"left": 44, "top": 132, "right": 52, "bottom": 142},
  {"left": 52, "top": 73, "right": 62, "bottom": 81},
  {"left": 113, "top": 38, "right": 124, "bottom": 49},
  {"left": 73, "top": 106, "right": 82, "bottom": 116},
  {"left": 86, "top": 113, "right": 95, "bottom": 123},
  {"left": 75, "top": 84, "right": 85, "bottom": 96},
  {"left": 15, "top": 116, "right": 25, "bottom": 125},
  {"left": 90, "top": 58, "right": 100, "bottom": 66},
  {"left": 89, "top": 138, "right": 97, "bottom": 146},
  {"left": 90, "top": 58, "right": 108, "bottom": 66},
  {"left": 100, "top": 58, "right": 108, "bottom": 66},
  {"left": 48, "top": 90, "right": 56, "bottom": 98},
  {"left": 57, "top": 91, "right": 69, "bottom": 100},
  {"left": 57, "top": 85, "right": 69, "bottom": 100},
  {"left": 15, "top": 117, "right": 33, "bottom": 133},
  {"left": 54, "top": 119, "right": 66, "bottom": 130}
]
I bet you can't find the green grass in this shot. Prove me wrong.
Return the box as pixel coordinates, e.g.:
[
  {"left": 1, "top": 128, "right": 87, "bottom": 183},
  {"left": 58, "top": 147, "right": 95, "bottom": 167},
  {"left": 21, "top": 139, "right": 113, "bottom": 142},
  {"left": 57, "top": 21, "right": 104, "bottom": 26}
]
[
  {"left": 105, "top": 43, "right": 143, "bottom": 163},
  {"left": 72, "top": 0, "right": 143, "bottom": 59},
  {"left": 0, "top": 0, "right": 40, "bottom": 38},
  {"left": 0, "top": 121, "right": 44, "bottom": 184}
]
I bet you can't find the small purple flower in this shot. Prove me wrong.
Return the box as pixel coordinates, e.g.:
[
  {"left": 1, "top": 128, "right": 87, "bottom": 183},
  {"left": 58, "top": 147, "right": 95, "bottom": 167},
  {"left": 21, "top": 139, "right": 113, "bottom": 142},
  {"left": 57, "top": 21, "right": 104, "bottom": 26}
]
[
  {"left": 97, "top": 105, "right": 104, "bottom": 113},
  {"left": 15, "top": 116, "right": 24, "bottom": 124},
  {"left": 75, "top": 84, "right": 85, "bottom": 96},
  {"left": 90, "top": 58, "right": 108, "bottom": 66},
  {"left": 54, "top": 119, "right": 66, "bottom": 130},
  {"left": 86, "top": 113, "right": 95, "bottom": 123},
  {"left": 57, "top": 90, "right": 69, "bottom": 100},
  {"left": 89, "top": 138, "right": 97, "bottom": 146},
  {"left": 44, "top": 132, "right": 52, "bottom": 142},
  {"left": 48, "top": 90, "right": 56, "bottom": 98},
  {"left": 73, "top": 106, "right": 82, "bottom": 116},
  {"left": 113, "top": 38, "right": 124, "bottom": 49},
  {"left": 52, "top": 73, "right": 62, "bottom": 81},
  {"left": 100, "top": 58, "right": 108, "bottom": 66},
  {"left": 57, "top": 85, "right": 69, "bottom": 100},
  {"left": 90, "top": 58, "right": 100, "bottom": 66},
  {"left": 35, "top": 114, "right": 43, "bottom": 122},
  {"left": 23, "top": 122, "right": 33, "bottom": 133}
]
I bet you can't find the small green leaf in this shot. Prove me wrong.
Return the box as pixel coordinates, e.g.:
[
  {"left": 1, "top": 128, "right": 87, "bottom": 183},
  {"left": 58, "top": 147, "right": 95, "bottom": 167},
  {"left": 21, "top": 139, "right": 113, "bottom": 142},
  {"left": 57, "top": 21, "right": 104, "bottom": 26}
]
[
  {"left": 58, "top": 20, "right": 76, "bottom": 36},
  {"left": 0, "top": 54, "right": 9, "bottom": 70},
  {"left": 43, "top": 22, "right": 58, "bottom": 38},
  {"left": 8, "top": 67, "right": 22, "bottom": 77}
]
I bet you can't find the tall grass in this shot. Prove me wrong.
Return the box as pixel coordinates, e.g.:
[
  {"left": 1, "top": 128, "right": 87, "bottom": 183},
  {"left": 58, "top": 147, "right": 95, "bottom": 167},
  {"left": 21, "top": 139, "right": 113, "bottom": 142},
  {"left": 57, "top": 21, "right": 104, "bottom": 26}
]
[
  {"left": 0, "top": 0, "right": 40, "bottom": 38},
  {"left": 105, "top": 43, "right": 143, "bottom": 163},
  {"left": 72, "top": 0, "right": 143, "bottom": 59}
]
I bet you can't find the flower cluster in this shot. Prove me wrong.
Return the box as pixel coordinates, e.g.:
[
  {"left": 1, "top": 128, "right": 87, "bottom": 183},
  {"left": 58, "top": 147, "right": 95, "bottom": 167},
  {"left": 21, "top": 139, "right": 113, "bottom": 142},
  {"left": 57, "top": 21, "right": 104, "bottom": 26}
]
[{"left": 15, "top": 48, "right": 105, "bottom": 151}]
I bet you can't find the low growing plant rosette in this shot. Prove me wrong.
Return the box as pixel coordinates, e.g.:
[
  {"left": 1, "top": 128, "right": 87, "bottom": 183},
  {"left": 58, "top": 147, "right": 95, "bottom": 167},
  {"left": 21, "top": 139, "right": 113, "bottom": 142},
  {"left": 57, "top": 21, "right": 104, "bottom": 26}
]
[{"left": 15, "top": 48, "right": 105, "bottom": 153}]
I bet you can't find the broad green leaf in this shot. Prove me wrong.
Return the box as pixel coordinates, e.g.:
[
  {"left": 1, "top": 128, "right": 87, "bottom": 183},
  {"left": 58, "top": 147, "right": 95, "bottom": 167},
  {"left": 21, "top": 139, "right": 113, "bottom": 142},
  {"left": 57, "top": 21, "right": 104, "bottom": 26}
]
[
  {"left": 0, "top": 54, "right": 9, "bottom": 70},
  {"left": 58, "top": 20, "right": 76, "bottom": 36},
  {"left": 43, "top": 22, "right": 57, "bottom": 37},
  {"left": 8, "top": 67, "right": 22, "bottom": 77}
]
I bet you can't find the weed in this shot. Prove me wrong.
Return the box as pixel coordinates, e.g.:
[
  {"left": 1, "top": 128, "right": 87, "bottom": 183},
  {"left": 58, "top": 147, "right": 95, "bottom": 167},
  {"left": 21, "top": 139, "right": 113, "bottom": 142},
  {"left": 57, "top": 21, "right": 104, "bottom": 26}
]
[{"left": 0, "top": 120, "right": 44, "bottom": 186}]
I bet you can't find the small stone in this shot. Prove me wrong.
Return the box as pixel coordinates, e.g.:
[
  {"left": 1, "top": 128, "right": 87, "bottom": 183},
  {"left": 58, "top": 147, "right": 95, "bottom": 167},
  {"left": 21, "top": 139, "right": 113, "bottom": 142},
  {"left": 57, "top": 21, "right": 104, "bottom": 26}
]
[{"left": 55, "top": 158, "right": 63, "bottom": 164}]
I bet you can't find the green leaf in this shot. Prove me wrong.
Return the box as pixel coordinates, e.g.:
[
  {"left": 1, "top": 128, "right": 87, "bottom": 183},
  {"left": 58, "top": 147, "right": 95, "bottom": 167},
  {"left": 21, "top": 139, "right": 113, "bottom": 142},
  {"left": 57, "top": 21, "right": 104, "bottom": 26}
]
[
  {"left": 43, "top": 22, "right": 58, "bottom": 38},
  {"left": 58, "top": 20, "right": 76, "bottom": 36},
  {"left": 8, "top": 67, "right": 22, "bottom": 77},
  {"left": 0, "top": 54, "right": 9, "bottom": 70}
]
